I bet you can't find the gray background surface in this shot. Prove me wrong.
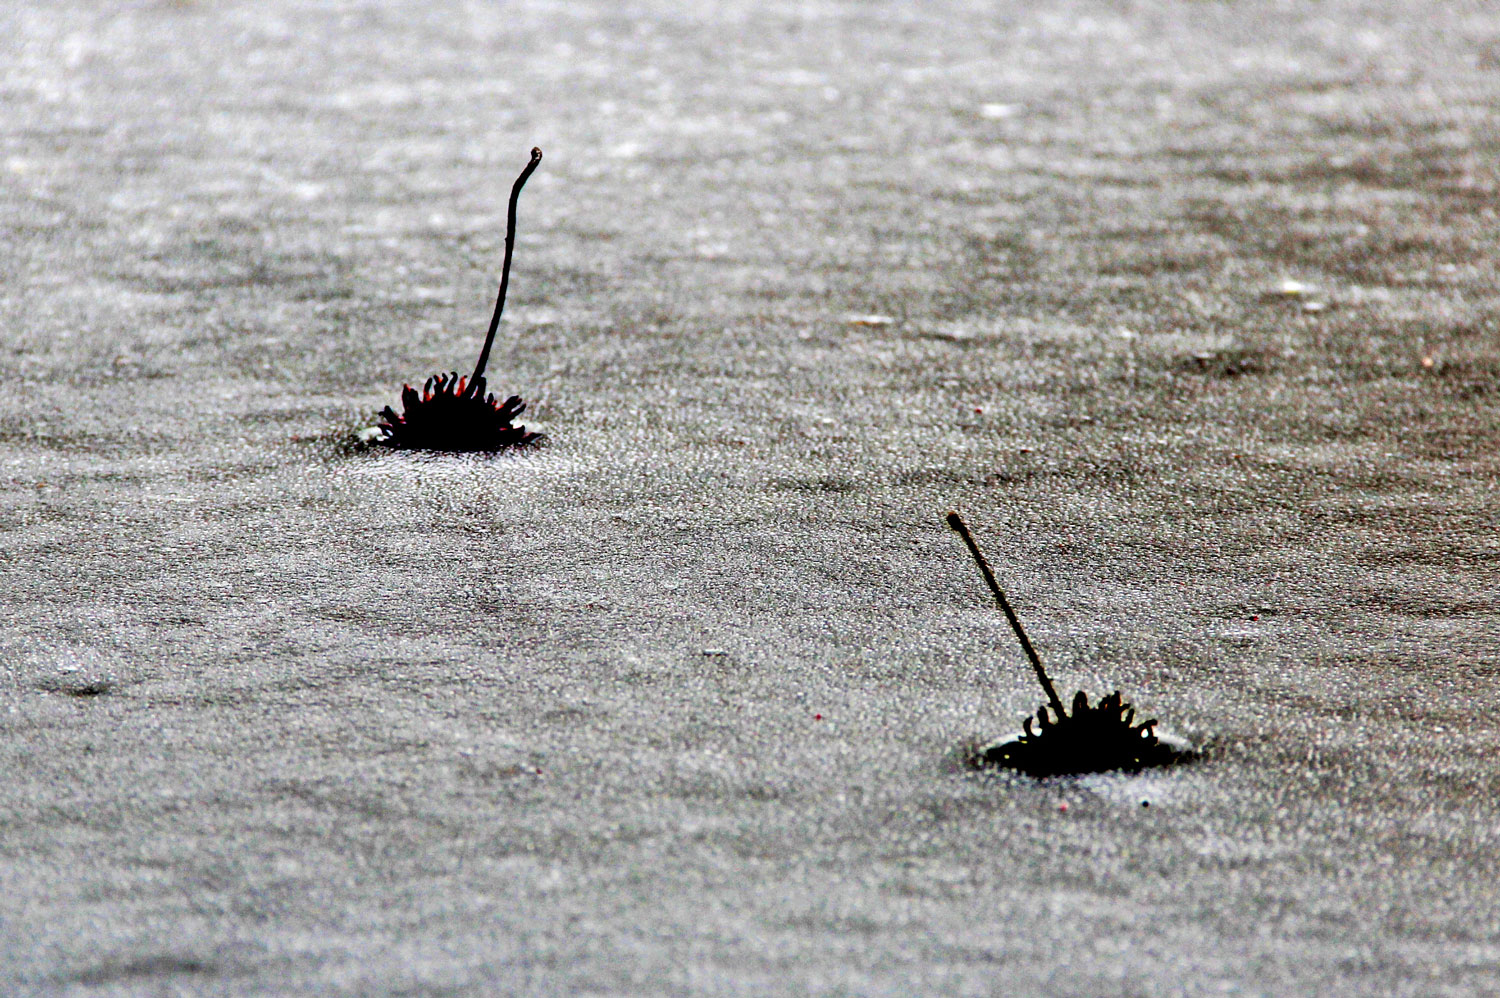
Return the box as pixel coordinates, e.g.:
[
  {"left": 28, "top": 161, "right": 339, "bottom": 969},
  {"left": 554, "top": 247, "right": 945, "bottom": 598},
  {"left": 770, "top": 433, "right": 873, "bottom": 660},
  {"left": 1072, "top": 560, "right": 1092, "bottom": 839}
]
[{"left": 2, "top": 1, "right": 1498, "bottom": 995}]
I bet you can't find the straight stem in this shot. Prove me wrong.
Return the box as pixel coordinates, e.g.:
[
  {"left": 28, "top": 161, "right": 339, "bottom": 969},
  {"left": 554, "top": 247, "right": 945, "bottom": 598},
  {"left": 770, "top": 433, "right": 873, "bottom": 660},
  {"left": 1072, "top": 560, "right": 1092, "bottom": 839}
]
[{"left": 946, "top": 511, "right": 1066, "bottom": 717}]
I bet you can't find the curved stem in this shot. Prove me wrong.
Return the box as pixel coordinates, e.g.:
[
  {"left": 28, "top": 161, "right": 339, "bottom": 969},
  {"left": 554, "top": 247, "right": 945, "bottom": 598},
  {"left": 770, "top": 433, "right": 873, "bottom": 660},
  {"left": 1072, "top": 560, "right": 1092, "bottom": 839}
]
[
  {"left": 471, "top": 147, "right": 543, "bottom": 388},
  {"left": 946, "top": 511, "right": 1066, "bottom": 718}
]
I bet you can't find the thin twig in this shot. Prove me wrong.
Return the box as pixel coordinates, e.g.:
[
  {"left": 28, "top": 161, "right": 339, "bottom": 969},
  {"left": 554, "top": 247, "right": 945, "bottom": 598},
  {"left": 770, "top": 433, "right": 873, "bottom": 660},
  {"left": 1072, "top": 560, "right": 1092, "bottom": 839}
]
[
  {"left": 471, "top": 147, "right": 543, "bottom": 389},
  {"left": 946, "top": 511, "right": 1066, "bottom": 717}
]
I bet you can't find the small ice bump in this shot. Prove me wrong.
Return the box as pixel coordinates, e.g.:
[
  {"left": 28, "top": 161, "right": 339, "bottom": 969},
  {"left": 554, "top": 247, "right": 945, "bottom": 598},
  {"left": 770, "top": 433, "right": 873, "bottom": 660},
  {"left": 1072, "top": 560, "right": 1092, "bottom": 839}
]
[
  {"left": 845, "top": 314, "right": 895, "bottom": 326},
  {"left": 37, "top": 673, "right": 113, "bottom": 698},
  {"left": 518, "top": 307, "right": 560, "bottom": 326},
  {"left": 979, "top": 103, "right": 1019, "bottom": 119},
  {"left": 30, "top": 648, "right": 119, "bottom": 699},
  {"left": 926, "top": 326, "right": 973, "bottom": 342}
]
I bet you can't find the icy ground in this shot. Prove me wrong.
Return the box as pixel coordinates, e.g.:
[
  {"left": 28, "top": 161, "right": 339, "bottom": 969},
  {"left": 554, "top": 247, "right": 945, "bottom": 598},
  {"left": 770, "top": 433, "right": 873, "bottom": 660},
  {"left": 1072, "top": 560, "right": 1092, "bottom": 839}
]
[{"left": 2, "top": 2, "right": 1499, "bottom": 995}]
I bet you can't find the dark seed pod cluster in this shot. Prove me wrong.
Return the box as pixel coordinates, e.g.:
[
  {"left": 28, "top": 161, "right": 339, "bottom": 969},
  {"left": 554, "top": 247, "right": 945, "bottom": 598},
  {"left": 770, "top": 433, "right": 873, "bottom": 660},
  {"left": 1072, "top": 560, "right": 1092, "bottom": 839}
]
[
  {"left": 946, "top": 511, "right": 1200, "bottom": 779},
  {"left": 377, "top": 372, "right": 541, "bottom": 452},
  {"left": 972, "top": 689, "right": 1193, "bottom": 777},
  {"left": 374, "top": 148, "right": 545, "bottom": 454}
]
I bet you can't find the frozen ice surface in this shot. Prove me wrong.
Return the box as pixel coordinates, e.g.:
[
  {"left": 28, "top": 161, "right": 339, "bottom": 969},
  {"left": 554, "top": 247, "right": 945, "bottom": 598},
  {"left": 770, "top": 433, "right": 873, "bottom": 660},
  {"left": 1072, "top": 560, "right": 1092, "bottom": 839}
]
[{"left": 2, "top": 1, "right": 1499, "bottom": 995}]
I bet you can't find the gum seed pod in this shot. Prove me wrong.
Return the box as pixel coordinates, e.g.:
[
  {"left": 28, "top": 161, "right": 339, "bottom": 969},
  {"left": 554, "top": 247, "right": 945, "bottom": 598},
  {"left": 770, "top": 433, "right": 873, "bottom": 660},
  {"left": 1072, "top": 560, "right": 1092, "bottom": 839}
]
[
  {"left": 378, "top": 148, "right": 547, "bottom": 453},
  {"left": 947, "top": 512, "right": 1199, "bottom": 777}
]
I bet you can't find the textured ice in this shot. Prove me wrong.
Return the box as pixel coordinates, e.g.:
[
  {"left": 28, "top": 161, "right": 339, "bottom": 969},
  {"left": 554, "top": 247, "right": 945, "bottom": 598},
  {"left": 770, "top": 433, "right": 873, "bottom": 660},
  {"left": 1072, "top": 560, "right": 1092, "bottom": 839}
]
[{"left": 2, "top": 2, "right": 1499, "bottom": 996}]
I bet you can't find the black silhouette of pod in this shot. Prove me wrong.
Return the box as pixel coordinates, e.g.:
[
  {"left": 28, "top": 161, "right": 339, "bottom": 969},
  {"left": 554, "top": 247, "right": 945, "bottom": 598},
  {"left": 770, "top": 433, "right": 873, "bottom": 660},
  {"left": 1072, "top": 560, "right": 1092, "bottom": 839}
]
[
  {"left": 377, "top": 373, "right": 543, "bottom": 452},
  {"left": 375, "top": 148, "right": 546, "bottom": 453},
  {"left": 972, "top": 689, "right": 1195, "bottom": 777}
]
